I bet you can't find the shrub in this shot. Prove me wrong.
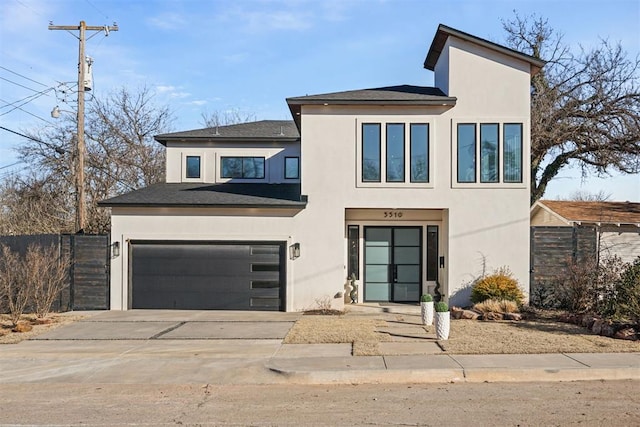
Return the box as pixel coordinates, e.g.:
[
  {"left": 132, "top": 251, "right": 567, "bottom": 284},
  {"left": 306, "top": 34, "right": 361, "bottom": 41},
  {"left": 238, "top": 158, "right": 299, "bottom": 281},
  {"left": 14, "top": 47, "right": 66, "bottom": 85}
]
[
  {"left": 473, "top": 299, "right": 519, "bottom": 314},
  {"left": 420, "top": 294, "right": 433, "bottom": 302},
  {"left": 27, "top": 244, "right": 70, "bottom": 319},
  {"left": 612, "top": 257, "right": 640, "bottom": 322},
  {"left": 470, "top": 267, "right": 524, "bottom": 305},
  {"left": 434, "top": 301, "right": 449, "bottom": 312},
  {"left": 0, "top": 245, "right": 30, "bottom": 326}
]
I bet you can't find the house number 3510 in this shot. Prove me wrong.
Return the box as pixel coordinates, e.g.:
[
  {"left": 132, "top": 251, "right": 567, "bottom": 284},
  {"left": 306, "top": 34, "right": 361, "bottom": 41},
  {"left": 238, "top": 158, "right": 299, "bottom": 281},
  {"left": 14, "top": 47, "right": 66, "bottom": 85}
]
[{"left": 384, "top": 211, "right": 403, "bottom": 218}]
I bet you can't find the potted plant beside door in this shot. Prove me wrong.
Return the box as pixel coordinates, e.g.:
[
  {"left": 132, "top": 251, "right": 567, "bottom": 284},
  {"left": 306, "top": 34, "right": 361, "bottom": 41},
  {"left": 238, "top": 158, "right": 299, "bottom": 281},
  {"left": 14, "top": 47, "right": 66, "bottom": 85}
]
[
  {"left": 434, "top": 301, "right": 450, "bottom": 340},
  {"left": 420, "top": 294, "right": 434, "bottom": 326}
]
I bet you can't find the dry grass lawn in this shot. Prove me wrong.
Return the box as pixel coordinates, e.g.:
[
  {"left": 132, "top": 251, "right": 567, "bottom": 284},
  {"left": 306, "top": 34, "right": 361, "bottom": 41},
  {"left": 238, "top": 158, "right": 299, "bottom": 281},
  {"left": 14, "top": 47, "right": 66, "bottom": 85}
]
[{"left": 284, "top": 311, "right": 640, "bottom": 355}]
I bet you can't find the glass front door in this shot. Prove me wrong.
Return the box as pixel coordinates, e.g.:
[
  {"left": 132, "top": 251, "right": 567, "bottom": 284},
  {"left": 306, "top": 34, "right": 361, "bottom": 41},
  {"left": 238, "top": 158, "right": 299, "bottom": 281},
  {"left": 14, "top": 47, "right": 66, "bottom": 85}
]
[{"left": 364, "top": 226, "right": 421, "bottom": 302}]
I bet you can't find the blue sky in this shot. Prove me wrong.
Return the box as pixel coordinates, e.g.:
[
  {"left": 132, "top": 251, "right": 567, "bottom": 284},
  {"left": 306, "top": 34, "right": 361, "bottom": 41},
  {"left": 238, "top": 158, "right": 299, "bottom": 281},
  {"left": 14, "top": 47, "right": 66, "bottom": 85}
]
[{"left": 1, "top": 0, "right": 639, "bottom": 201}]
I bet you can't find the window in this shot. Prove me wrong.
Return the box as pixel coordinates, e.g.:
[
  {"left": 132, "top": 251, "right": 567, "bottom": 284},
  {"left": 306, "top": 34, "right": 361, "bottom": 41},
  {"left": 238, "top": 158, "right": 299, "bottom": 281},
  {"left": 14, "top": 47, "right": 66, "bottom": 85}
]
[
  {"left": 504, "top": 124, "right": 523, "bottom": 183},
  {"left": 362, "top": 123, "right": 381, "bottom": 182},
  {"left": 221, "top": 157, "right": 265, "bottom": 179},
  {"left": 185, "top": 156, "right": 201, "bottom": 179},
  {"left": 360, "top": 121, "right": 431, "bottom": 186},
  {"left": 348, "top": 225, "right": 360, "bottom": 280},
  {"left": 386, "top": 124, "right": 405, "bottom": 182},
  {"left": 480, "top": 124, "right": 499, "bottom": 183},
  {"left": 456, "top": 122, "right": 524, "bottom": 185},
  {"left": 285, "top": 157, "right": 299, "bottom": 179},
  {"left": 457, "top": 124, "right": 476, "bottom": 183},
  {"left": 410, "top": 124, "right": 429, "bottom": 182}
]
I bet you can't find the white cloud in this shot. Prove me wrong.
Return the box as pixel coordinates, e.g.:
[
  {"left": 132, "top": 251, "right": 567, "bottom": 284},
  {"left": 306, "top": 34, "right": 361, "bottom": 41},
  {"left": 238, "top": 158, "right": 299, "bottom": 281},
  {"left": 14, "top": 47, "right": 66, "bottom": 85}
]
[{"left": 146, "top": 12, "right": 187, "bottom": 30}]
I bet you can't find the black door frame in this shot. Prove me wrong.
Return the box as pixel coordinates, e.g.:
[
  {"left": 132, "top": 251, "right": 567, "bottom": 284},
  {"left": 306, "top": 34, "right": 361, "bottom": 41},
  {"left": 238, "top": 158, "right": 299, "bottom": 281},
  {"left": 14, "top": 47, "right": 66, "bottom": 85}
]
[{"left": 363, "top": 226, "right": 422, "bottom": 303}]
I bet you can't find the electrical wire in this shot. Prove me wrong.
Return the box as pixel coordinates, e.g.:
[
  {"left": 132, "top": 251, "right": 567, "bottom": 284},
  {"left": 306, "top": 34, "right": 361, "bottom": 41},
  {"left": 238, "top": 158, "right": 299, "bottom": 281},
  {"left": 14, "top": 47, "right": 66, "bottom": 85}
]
[
  {"left": 0, "top": 66, "right": 48, "bottom": 87},
  {"left": 0, "top": 76, "right": 42, "bottom": 93},
  {"left": 0, "top": 98, "right": 54, "bottom": 124}
]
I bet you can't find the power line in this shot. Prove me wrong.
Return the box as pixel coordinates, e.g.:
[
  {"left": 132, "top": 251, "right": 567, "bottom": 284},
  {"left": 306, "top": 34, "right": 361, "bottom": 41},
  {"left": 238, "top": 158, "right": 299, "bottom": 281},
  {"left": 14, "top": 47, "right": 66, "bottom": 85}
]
[
  {"left": 0, "top": 87, "right": 55, "bottom": 117},
  {"left": 0, "top": 66, "right": 48, "bottom": 87},
  {"left": 0, "top": 87, "right": 55, "bottom": 111},
  {"left": 0, "top": 97, "right": 55, "bottom": 124},
  {"left": 0, "top": 125, "right": 50, "bottom": 146},
  {"left": 0, "top": 75, "right": 42, "bottom": 93}
]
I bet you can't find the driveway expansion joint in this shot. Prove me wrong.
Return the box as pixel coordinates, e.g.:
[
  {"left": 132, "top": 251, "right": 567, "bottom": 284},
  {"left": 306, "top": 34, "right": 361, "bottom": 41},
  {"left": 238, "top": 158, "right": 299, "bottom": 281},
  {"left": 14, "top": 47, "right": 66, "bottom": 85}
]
[{"left": 150, "top": 321, "right": 186, "bottom": 339}]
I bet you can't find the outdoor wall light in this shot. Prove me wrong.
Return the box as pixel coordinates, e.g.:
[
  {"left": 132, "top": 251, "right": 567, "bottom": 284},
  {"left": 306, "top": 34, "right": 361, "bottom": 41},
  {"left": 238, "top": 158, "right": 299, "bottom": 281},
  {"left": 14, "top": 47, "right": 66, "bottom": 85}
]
[
  {"left": 289, "top": 242, "right": 300, "bottom": 260},
  {"left": 111, "top": 241, "right": 120, "bottom": 258}
]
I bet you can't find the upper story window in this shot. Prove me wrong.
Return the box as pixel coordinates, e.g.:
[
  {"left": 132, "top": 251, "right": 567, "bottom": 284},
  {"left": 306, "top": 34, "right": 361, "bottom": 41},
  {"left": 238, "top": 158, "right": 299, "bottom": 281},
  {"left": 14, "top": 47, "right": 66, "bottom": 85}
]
[
  {"left": 360, "top": 121, "right": 431, "bottom": 187},
  {"left": 185, "top": 156, "right": 201, "bottom": 179},
  {"left": 455, "top": 122, "right": 523, "bottom": 185},
  {"left": 285, "top": 157, "right": 300, "bottom": 179},
  {"left": 221, "top": 156, "right": 265, "bottom": 179}
]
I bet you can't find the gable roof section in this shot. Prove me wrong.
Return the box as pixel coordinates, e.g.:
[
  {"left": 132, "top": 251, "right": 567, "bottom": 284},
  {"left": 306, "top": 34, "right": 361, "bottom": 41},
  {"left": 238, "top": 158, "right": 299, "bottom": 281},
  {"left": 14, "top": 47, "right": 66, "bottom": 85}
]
[
  {"left": 99, "top": 183, "right": 307, "bottom": 209},
  {"left": 532, "top": 200, "right": 640, "bottom": 226},
  {"left": 154, "top": 120, "right": 299, "bottom": 145},
  {"left": 424, "top": 24, "right": 546, "bottom": 76}
]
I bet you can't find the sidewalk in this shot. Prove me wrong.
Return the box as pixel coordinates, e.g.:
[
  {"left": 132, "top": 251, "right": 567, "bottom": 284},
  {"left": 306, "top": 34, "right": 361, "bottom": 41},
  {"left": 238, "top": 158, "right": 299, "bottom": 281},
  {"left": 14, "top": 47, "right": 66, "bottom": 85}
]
[{"left": 0, "top": 307, "right": 638, "bottom": 385}]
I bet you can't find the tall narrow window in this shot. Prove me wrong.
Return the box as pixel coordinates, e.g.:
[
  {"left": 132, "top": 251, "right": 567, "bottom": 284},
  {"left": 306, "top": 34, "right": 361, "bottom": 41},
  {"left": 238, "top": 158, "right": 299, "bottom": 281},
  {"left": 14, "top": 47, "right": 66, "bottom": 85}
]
[
  {"left": 504, "top": 123, "right": 523, "bottom": 183},
  {"left": 185, "top": 156, "right": 201, "bottom": 179},
  {"left": 362, "top": 123, "right": 381, "bottom": 182},
  {"left": 457, "top": 123, "right": 476, "bottom": 183},
  {"left": 348, "top": 225, "right": 360, "bottom": 280},
  {"left": 285, "top": 157, "right": 299, "bottom": 179},
  {"left": 386, "top": 123, "right": 405, "bottom": 182},
  {"left": 410, "top": 123, "right": 429, "bottom": 182},
  {"left": 426, "top": 225, "right": 438, "bottom": 281},
  {"left": 480, "top": 123, "right": 499, "bottom": 183}
]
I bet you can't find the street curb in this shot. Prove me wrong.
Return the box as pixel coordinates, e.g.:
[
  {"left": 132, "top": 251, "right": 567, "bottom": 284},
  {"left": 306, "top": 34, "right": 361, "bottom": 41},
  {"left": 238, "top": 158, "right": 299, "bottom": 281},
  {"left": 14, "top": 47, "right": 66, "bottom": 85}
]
[{"left": 265, "top": 365, "right": 640, "bottom": 385}]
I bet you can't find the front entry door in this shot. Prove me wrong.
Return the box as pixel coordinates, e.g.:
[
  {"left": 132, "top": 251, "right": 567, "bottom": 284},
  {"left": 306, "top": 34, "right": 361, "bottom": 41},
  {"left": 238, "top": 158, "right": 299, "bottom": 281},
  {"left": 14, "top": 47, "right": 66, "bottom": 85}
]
[{"left": 364, "top": 227, "right": 421, "bottom": 302}]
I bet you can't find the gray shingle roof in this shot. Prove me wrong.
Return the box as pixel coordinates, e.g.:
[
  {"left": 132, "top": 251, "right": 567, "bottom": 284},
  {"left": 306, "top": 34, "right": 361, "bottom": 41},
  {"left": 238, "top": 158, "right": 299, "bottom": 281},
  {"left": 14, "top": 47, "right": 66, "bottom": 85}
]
[
  {"left": 424, "top": 24, "right": 546, "bottom": 75},
  {"left": 286, "top": 85, "right": 455, "bottom": 105},
  {"left": 155, "top": 120, "right": 299, "bottom": 145},
  {"left": 99, "top": 183, "right": 307, "bottom": 208}
]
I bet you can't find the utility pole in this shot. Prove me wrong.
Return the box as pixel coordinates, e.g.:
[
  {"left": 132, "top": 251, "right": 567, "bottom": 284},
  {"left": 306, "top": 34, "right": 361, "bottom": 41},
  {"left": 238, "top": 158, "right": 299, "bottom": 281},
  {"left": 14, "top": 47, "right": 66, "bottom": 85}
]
[{"left": 48, "top": 21, "right": 118, "bottom": 232}]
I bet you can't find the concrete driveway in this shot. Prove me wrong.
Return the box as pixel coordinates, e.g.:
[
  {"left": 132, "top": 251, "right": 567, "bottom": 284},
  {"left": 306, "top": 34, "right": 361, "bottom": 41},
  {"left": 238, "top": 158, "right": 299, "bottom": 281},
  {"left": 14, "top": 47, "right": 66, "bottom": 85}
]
[
  {"left": 32, "top": 310, "right": 302, "bottom": 340},
  {"left": 0, "top": 310, "right": 308, "bottom": 384}
]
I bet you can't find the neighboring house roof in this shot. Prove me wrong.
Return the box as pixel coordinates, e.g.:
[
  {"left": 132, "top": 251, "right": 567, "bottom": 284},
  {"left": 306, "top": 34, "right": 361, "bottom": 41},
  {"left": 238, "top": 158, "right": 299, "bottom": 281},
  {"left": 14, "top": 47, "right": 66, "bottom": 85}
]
[
  {"left": 99, "top": 183, "right": 307, "bottom": 209},
  {"left": 154, "top": 120, "right": 299, "bottom": 145},
  {"left": 531, "top": 200, "right": 640, "bottom": 226},
  {"left": 286, "top": 85, "right": 456, "bottom": 126},
  {"left": 424, "top": 24, "right": 546, "bottom": 75}
]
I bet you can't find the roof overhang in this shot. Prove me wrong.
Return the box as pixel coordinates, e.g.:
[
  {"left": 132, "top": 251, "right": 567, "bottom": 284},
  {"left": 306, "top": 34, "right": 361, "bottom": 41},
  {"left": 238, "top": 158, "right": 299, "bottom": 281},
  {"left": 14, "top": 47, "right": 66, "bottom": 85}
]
[{"left": 424, "top": 24, "right": 546, "bottom": 76}]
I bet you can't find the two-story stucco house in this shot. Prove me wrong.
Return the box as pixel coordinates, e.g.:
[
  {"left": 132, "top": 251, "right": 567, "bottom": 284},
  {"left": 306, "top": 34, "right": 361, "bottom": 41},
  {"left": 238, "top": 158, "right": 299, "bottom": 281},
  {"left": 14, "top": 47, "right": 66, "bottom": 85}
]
[{"left": 100, "top": 24, "right": 545, "bottom": 312}]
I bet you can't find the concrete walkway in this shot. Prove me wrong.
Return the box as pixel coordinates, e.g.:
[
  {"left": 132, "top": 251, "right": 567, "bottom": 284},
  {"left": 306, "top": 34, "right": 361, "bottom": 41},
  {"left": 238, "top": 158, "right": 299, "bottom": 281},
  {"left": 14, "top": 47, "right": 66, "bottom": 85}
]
[{"left": 0, "top": 308, "right": 638, "bottom": 385}]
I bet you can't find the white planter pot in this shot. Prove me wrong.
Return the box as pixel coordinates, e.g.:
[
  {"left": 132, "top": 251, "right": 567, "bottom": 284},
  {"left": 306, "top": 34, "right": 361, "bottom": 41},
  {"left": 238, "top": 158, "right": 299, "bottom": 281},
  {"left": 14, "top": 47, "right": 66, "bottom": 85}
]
[
  {"left": 421, "top": 301, "right": 434, "bottom": 326},
  {"left": 434, "top": 311, "right": 450, "bottom": 340}
]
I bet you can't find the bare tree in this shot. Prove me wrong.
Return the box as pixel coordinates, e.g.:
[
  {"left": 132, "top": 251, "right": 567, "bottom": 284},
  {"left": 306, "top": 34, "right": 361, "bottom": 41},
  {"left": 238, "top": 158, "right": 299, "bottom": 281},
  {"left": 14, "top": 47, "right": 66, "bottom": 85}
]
[
  {"left": 565, "top": 189, "right": 612, "bottom": 202},
  {"left": 0, "top": 245, "right": 30, "bottom": 327},
  {"left": 27, "top": 244, "right": 70, "bottom": 319},
  {"left": 2, "top": 86, "right": 173, "bottom": 234},
  {"left": 200, "top": 109, "right": 256, "bottom": 128},
  {"left": 502, "top": 13, "right": 640, "bottom": 204}
]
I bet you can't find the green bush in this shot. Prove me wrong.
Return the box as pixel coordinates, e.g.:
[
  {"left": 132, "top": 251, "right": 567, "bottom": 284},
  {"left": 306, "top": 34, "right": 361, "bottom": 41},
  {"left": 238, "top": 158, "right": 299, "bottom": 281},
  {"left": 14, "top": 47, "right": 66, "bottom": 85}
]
[
  {"left": 434, "top": 301, "right": 448, "bottom": 312},
  {"left": 420, "top": 294, "right": 433, "bottom": 302},
  {"left": 613, "top": 257, "right": 640, "bottom": 322},
  {"left": 470, "top": 267, "right": 524, "bottom": 305}
]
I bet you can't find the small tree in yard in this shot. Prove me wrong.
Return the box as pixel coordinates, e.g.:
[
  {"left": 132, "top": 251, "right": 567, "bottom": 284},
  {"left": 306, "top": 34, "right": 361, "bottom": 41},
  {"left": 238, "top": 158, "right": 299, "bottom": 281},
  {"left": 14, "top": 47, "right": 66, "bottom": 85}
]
[
  {"left": 26, "top": 244, "right": 70, "bottom": 319},
  {"left": 0, "top": 245, "right": 31, "bottom": 327}
]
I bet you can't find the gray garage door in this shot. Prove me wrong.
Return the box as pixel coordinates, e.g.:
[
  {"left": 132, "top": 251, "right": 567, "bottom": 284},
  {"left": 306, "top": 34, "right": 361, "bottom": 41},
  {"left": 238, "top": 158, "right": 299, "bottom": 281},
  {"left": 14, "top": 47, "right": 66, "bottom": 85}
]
[{"left": 130, "top": 241, "right": 285, "bottom": 310}]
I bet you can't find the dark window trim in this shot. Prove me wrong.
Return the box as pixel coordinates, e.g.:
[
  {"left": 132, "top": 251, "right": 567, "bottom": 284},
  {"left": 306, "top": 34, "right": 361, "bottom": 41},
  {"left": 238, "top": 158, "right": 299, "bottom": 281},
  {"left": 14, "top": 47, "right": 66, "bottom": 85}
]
[
  {"left": 385, "top": 123, "right": 405, "bottom": 183},
  {"left": 362, "top": 123, "right": 382, "bottom": 183},
  {"left": 221, "top": 156, "right": 265, "bottom": 179},
  {"left": 480, "top": 123, "right": 500, "bottom": 183},
  {"left": 284, "top": 156, "right": 300, "bottom": 180},
  {"left": 503, "top": 123, "right": 523, "bottom": 183},
  {"left": 457, "top": 123, "right": 477, "bottom": 183},
  {"left": 185, "top": 155, "right": 201, "bottom": 179},
  {"left": 410, "top": 123, "right": 429, "bottom": 183}
]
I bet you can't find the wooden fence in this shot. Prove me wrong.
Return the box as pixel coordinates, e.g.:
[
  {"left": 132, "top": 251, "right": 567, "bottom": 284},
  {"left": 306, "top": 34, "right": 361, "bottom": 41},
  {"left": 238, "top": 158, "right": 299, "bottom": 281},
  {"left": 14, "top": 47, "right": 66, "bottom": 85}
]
[
  {"left": 0, "top": 234, "right": 109, "bottom": 311},
  {"left": 529, "top": 226, "right": 597, "bottom": 300}
]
